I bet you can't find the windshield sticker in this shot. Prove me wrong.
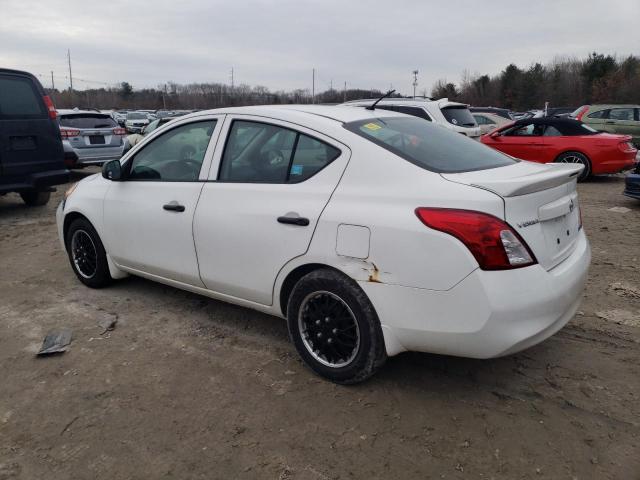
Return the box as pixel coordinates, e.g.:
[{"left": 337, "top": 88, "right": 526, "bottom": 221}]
[
  {"left": 363, "top": 122, "right": 382, "bottom": 131},
  {"left": 290, "top": 164, "right": 303, "bottom": 175}
]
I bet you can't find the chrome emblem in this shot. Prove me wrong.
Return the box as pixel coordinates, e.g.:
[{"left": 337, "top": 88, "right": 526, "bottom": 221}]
[
  {"left": 517, "top": 219, "right": 539, "bottom": 228},
  {"left": 569, "top": 199, "right": 575, "bottom": 213}
]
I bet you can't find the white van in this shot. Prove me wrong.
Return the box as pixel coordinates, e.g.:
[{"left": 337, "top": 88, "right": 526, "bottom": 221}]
[{"left": 342, "top": 97, "right": 482, "bottom": 140}]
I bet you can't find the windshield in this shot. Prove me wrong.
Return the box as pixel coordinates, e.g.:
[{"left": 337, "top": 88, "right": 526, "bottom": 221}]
[
  {"left": 59, "top": 114, "right": 117, "bottom": 129},
  {"left": 344, "top": 117, "right": 517, "bottom": 173},
  {"left": 127, "top": 112, "right": 147, "bottom": 119},
  {"left": 441, "top": 106, "right": 477, "bottom": 127}
]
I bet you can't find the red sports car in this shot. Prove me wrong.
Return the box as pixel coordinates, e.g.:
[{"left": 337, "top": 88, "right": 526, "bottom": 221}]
[{"left": 481, "top": 117, "right": 637, "bottom": 181}]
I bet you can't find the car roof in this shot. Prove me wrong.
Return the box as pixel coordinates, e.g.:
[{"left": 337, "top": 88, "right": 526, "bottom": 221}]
[
  {"left": 56, "top": 109, "right": 111, "bottom": 116},
  {"left": 182, "top": 104, "right": 405, "bottom": 124},
  {"left": 588, "top": 104, "right": 639, "bottom": 109},
  {"left": 512, "top": 117, "right": 597, "bottom": 135}
]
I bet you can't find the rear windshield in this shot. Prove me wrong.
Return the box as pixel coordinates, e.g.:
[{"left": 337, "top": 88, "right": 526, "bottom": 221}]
[
  {"left": 441, "top": 106, "right": 476, "bottom": 127},
  {"left": 127, "top": 112, "right": 147, "bottom": 119},
  {"left": 344, "top": 117, "right": 517, "bottom": 173},
  {"left": 59, "top": 114, "right": 117, "bottom": 129},
  {"left": 0, "top": 75, "right": 45, "bottom": 117}
]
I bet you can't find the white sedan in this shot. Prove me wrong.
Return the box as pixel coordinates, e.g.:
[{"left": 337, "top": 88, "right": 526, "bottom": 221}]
[{"left": 57, "top": 105, "right": 590, "bottom": 384}]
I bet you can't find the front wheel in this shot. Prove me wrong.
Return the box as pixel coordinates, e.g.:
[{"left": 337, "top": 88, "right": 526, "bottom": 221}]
[
  {"left": 20, "top": 190, "right": 50, "bottom": 206},
  {"left": 287, "top": 269, "right": 386, "bottom": 384},
  {"left": 65, "top": 218, "right": 113, "bottom": 288},
  {"left": 555, "top": 151, "right": 591, "bottom": 181}
]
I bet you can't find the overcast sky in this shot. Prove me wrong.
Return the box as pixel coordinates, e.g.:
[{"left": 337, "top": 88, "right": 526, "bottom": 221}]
[{"left": 1, "top": 0, "right": 638, "bottom": 95}]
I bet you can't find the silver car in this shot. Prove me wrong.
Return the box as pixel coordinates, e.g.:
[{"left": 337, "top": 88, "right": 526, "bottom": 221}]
[{"left": 58, "top": 109, "right": 127, "bottom": 168}]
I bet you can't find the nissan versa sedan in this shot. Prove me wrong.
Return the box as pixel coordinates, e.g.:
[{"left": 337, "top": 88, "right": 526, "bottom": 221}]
[{"left": 57, "top": 105, "right": 591, "bottom": 384}]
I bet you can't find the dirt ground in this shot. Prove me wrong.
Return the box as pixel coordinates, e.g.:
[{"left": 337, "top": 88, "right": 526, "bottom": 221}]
[{"left": 0, "top": 169, "right": 638, "bottom": 480}]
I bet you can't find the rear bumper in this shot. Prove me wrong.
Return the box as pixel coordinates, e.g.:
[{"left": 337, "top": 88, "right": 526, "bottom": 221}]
[
  {"left": 592, "top": 154, "right": 636, "bottom": 174},
  {"left": 0, "top": 169, "right": 70, "bottom": 194},
  {"left": 361, "top": 230, "right": 590, "bottom": 358},
  {"left": 623, "top": 173, "right": 640, "bottom": 200},
  {"left": 63, "top": 142, "right": 125, "bottom": 167}
]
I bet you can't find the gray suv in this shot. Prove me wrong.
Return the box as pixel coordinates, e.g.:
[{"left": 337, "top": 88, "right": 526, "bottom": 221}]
[{"left": 58, "top": 109, "right": 128, "bottom": 168}]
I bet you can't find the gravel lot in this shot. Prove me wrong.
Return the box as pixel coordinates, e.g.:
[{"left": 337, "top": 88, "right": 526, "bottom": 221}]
[{"left": 1, "top": 169, "right": 638, "bottom": 479}]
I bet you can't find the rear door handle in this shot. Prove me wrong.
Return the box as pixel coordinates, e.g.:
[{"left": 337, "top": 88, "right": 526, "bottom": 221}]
[
  {"left": 277, "top": 215, "right": 309, "bottom": 226},
  {"left": 163, "top": 201, "right": 185, "bottom": 212}
]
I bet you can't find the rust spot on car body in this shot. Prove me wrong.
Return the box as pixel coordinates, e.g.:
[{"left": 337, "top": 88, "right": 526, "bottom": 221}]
[{"left": 368, "top": 262, "right": 382, "bottom": 283}]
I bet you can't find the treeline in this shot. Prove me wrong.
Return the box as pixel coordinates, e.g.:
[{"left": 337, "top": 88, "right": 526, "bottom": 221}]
[
  {"left": 47, "top": 81, "right": 391, "bottom": 110},
  {"left": 431, "top": 53, "right": 640, "bottom": 110}
]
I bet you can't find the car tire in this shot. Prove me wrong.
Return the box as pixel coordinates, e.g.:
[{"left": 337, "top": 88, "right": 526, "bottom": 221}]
[
  {"left": 20, "top": 190, "right": 50, "bottom": 206},
  {"left": 65, "top": 217, "right": 113, "bottom": 288},
  {"left": 287, "top": 269, "right": 387, "bottom": 384},
  {"left": 555, "top": 151, "right": 591, "bottom": 181}
]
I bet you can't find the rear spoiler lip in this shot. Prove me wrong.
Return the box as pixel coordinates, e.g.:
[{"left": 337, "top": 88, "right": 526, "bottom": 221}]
[{"left": 442, "top": 163, "right": 583, "bottom": 197}]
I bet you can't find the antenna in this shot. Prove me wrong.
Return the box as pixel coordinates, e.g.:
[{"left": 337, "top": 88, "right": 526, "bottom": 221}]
[{"left": 366, "top": 90, "right": 395, "bottom": 110}]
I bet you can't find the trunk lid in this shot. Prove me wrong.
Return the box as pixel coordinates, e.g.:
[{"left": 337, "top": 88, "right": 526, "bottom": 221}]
[{"left": 442, "top": 161, "right": 583, "bottom": 271}]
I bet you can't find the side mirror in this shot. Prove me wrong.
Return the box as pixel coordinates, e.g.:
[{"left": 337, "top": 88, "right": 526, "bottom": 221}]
[{"left": 102, "top": 159, "right": 122, "bottom": 181}]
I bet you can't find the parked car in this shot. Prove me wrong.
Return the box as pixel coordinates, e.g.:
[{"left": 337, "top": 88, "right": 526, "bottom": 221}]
[
  {"left": 481, "top": 117, "right": 637, "bottom": 181},
  {"left": 126, "top": 115, "right": 184, "bottom": 147},
  {"left": 469, "top": 107, "right": 514, "bottom": 120},
  {"left": 572, "top": 104, "right": 640, "bottom": 147},
  {"left": 0, "top": 68, "right": 68, "bottom": 206},
  {"left": 342, "top": 98, "right": 482, "bottom": 140},
  {"left": 623, "top": 162, "right": 640, "bottom": 200},
  {"left": 112, "top": 110, "right": 129, "bottom": 127},
  {"left": 57, "top": 109, "right": 127, "bottom": 168},
  {"left": 472, "top": 112, "right": 511, "bottom": 134},
  {"left": 125, "top": 111, "right": 151, "bottom": 133},
  {"left": 57, "top": 105, "right": 591, "bottom": 383}
]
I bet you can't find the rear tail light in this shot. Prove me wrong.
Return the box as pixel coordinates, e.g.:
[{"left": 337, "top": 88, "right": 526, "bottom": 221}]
[
  {"left": 415, "top": 208, "right": 536, "bottom": 270},
  {"left": 60, "top": 128, "right": 80, "bottom": 138},
  {"left": 619, "top": 141, "right": 637, "bottom": 152},
  {"left": 575, "top": 106, "right": 589, "bottom": 121},
  {"left": 113, "top": 127, "right": 126, "bottom": 136},
  {"left": 43, "top": 95, "right": 57, "bottom": 119}
]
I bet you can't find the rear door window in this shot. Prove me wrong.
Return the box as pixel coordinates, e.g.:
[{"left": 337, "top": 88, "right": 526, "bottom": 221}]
[
  {"left": 0, "top": 75, "right": 45, "bottom": 117},
  {"left": 219, "top": 120, "right": 340, "bottom": 183},
  {"left": 441, "top": 106, "right": 476, "bottom": 127},
  {"left": 344, "top": 116, "right": 516, "bottom": 173},
  {"left": 59, "top": 114, "right": 117, "bottom": 129},
  {"left": 609, "top": 108, "right": 634, "bottom": 121}
]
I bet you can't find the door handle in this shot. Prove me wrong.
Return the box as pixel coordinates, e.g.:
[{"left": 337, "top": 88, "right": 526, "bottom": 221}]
[
  {"left": 605, "top": 120, "right": 616, "bottom": 124},
  {"left": 163, "top": 201, "right": 185, "bottom": 212},
  {"left": 277, "top": 215, "right": 309, "bottom": 226}
]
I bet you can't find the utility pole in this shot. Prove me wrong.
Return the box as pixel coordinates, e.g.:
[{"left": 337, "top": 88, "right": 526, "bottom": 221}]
[
  {"left": 230, "top": 67, "right": 234, "bottom": 89},
  {"left": 412, "top": 69, "right": 419, "bottom": 98},
  {"left": 330, "top": 79, "right": 333, "bottom": 91},
  {"left": 162, "top": 84, "right": 167, "bottom": 109},
  {"left": 67, "top": 49, "right": 74, "bottom": 105},
  {"left": 343, "top": 81, "right": 346, "bottom": 102},
  {"left": 312, "top": 68, "right": 315, "bottom": 104},
  {"left": 50, "top": 71, "right": 55, "bottom": 90}
]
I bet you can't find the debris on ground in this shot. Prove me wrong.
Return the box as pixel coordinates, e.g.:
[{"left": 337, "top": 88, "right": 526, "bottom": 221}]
[
  {"left": 608, "top": 282, "right": 640, "bottom": 299},
  {"left": 97, "top": 313, "right": 118, "bottom": 334},
  {"left": 37, "top": 329, "right": 72, "bottom": 356},
  {"left": 607, "top": 206, "right": 631, "bottom": 213}
]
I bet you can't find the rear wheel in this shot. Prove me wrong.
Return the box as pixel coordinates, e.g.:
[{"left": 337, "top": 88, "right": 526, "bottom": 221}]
[
  {"left": 555, "top": 151, "right": 591, "bottom": 181},
  {"left": 287, "top": 269, "right": 386, "bottom": 384},
  {"left": 20, "top": 190, "right": 50, "bottom": 206},
  {"left": 65, "top": 218, "right": 112, "bottom": 288}
]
